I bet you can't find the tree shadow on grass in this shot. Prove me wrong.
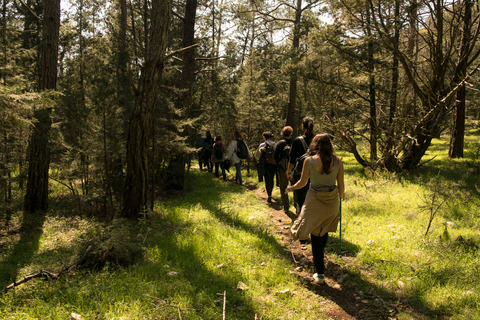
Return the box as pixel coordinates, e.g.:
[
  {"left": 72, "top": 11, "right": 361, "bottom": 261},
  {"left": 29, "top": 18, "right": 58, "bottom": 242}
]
[
  {"left": 182, "top": 172, "right": 445, "bottom": 319},
  {"left": 0, "top": 210, "right": 47, "bottom": 289},
  {"left": 293, "top": 240, "right": 451, "bottom": 320},
  {"left": 140, "top": 173, "right": 300, "bottom": 318}
]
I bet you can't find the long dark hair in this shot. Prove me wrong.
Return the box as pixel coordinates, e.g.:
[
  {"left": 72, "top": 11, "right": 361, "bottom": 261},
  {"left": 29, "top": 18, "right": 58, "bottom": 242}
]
[
  {"left": 233, "top": 130, "right": 244, "bottom": 140},
  {"left": 309, "top": 133, "right": 336, "bottom": 174},
  {"left": 302, "top": 117, "right": 314, "bottom": 138}
]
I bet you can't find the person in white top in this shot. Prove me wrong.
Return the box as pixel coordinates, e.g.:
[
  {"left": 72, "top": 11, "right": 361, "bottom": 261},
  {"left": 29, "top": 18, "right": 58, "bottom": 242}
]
[{"left": 226, "top": 130, "right": 252, "bottom": 184}]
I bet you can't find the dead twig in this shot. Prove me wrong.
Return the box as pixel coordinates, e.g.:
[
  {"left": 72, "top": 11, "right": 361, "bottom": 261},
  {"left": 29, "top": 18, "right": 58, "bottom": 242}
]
[
  {"left": 291, "top": 250, "right": 298, "bottom": 264},
  {"left": 177, "top": 302, "right": 183, "bottom": 320},
  {"left": 143, "top": 294, "right": 194, "bottom": 315},
  {"left": 217, "top": 291, "right": 226, "bottom": 320},
  {"left": 1, "top": 261, "right": 79, "bottom": 294}
]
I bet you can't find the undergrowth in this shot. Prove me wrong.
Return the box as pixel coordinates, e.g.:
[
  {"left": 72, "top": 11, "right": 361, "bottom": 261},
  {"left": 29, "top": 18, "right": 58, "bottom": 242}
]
[{"left": 0, "top": 127, "right": 479, "bottom": 319}]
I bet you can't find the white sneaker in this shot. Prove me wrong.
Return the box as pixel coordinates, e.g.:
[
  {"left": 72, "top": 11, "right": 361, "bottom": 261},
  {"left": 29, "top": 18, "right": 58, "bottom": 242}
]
[{"left": 313, "top": 273, "right": 325, "bottom": 284}]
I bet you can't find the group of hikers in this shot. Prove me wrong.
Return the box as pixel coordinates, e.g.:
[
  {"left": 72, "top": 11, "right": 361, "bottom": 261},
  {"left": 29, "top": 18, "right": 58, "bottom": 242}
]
[{"left": 196, "top": 117, "right": 345, "bottom": 284}]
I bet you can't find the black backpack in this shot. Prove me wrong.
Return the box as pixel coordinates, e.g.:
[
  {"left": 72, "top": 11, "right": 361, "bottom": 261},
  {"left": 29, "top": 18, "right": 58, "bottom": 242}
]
[
  {"left": 280, "top": 141, "right": 292, "bottom": 170},
  {"left": 214, "top": 143, "right": 223, "bottom": 159},
  {"left": 264, "top": 143, "right": 276, "bottom": 164},
  {"left": 236, "top": 139, "right": 249, "bottom": 159},
  {"left": 292, "top": 136, "right": 309, "bottom": 176}
]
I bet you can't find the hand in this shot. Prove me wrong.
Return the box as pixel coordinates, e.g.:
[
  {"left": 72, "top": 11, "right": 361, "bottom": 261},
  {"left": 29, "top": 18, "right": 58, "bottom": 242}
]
[
  {"left": 259, "top": 147, "right": 266, "bottom": 153},
  {"left": 285, "top": 186, "right": 294, "bottom": 194},
  {"left": 287, "top": 172, "right": 293, "bottom": 181}
]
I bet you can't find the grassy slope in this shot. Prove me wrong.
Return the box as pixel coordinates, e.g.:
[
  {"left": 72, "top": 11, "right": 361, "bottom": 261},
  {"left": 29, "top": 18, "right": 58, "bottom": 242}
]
[
  {"left": 336, "top": 128, "right": 480, "bottom": 320},
  {"left": 0, "top": 172, "right": 326, "bottom": 319},
  {"left": 1, "top": 128, "right": 480, "bottom": 319}
]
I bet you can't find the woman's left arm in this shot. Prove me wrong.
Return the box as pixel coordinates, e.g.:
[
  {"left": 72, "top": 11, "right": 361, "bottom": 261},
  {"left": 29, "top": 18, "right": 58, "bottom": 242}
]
[{"left": 285, "top": 157, "right": 310, "bottom": 193}]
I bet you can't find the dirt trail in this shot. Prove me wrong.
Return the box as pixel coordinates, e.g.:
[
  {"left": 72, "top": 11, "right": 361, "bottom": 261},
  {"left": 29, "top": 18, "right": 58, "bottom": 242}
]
[
  {"left": 243, "top": 181, "right": 430, "bottom": 320},
  {"left": 248, "top": 186, "right": 363, "bottom": 320}
]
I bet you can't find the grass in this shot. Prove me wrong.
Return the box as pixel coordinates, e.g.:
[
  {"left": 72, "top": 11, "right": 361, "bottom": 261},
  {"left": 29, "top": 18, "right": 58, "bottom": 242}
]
[
  {"left": 331, "top": 126, "right": 480, "bottom": 319},
  {"left": 1, "top": 125, "right": 480, "bottom": 319},
  {"left": 0, "top": 172, "right": 326, "bottom": 319}
]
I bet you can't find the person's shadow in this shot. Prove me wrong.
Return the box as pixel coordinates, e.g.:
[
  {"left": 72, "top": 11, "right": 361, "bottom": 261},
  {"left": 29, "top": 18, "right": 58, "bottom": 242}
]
[{"left": 293, "top": 240, "right": 445, "bottom": 320}]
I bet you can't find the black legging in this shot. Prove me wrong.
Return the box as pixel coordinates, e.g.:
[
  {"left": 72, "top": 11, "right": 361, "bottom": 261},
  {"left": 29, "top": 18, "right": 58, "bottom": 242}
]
[
  {"left": 293, "top": 174, "right": 309, "bottom": 216},
  {"left": 311, "top": 233, "right": 329, "bottom": 275},
  {"left": 264, "top": 163, "right": 277, "bottom": 198}
]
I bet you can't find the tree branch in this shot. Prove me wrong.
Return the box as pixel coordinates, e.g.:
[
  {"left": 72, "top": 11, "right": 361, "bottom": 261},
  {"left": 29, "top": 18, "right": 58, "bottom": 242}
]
[
  {"left": 161, "top": 44, "right": 199, "bottom": 64},
  {"left": 172, "top": 9, "right": 184, "bottom": 22},
  {"left": 0, "top": 261, "right": 79, "bottom": 294},
  {"left": 16, "top": 0, "right": 42, "bottom": 22}
]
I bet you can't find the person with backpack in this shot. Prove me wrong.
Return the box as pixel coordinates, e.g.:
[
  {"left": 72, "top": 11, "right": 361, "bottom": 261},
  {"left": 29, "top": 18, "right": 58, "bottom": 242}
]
[
  {"left": 203, "top": 131, "right": 214, "bottom": 172},
  {"left": 226, "top": 130, "right": 252, "bottom": 185},
  {"left": 274, "top": 126, "right": 293, "bottom": 214},
  {"left": 287, "top": 117, "right": 315, "bottom": 217},
  {"left": 255, "top": 131, "right": 277, "bottom": 203},
  {"left": 211, "top": 135, "right": 226, "bottom": 180},
  {"left": 195, "top": 133, "right": 205, "bottom": 169},
  {"left": 285, "top": 133, "right": 345, "bottom": 284}
]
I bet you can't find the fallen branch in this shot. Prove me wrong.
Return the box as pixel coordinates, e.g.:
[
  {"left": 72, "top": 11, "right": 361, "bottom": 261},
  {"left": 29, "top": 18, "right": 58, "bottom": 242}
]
[
  {"left": 1, "top": 261, "right": 78, "bottom": 294},
  {"left": 216, "top": 291, "right": 226, "bottom": 320},
  {"left": 177, "top": 302, "right": 183, "bottom": 320}
]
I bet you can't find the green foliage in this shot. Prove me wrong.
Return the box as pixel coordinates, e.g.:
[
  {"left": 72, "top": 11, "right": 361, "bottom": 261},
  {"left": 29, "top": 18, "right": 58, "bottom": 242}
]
[
  {"left": 236, "top": 54, "right": 283, "bottom": 144},
  {"left": 333, "top": 130, "right": 480, "bottom": 318},
  {"left": 2, "top": 129, "right": 480, "bottom": 318},
  {"left": 73, "top": 218, "right": 144, "bottom": 270},
  {"left": 0, "top": 171, "right": 326, "bottom": 319}
]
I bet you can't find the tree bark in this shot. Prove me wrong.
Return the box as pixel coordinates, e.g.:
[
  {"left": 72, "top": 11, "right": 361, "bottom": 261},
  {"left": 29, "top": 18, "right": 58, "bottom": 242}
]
[
  {"left": 122, "top": 0, "right": 172, "bottom": 219},
  {"left": 285, "top": 0, "right": 302, "bottom": 130},
  {"left": 382, "top": 0, "right": 400, "bottom": 169},
  {"left": 366, "top": 12, "right": 377, "bottom": 161},
  {"left": 449, "top": 0, "right": 472, "bottom": 159},
  {"left": 24, "top": 0, "right": 60, "bottom": 212},
  {"left": 165, "top": 0, "right": 198, "bottom": 191}
]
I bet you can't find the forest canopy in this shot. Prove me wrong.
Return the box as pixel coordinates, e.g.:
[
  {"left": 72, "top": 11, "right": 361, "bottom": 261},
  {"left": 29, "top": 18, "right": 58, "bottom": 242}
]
[{"left": 1, "top": 0, "right": 479, "bottom": 218}]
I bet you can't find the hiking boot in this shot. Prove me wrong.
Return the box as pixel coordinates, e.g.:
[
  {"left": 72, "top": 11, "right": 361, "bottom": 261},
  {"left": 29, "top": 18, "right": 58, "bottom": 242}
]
[{"left": 313, "top": 273, "right": 325, "bottom": 284}]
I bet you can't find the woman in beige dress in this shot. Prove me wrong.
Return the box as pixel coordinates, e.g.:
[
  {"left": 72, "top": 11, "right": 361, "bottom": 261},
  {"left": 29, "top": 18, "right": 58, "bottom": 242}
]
[{"left": 285, "top": 133, "right": 345, "bottom": 284}]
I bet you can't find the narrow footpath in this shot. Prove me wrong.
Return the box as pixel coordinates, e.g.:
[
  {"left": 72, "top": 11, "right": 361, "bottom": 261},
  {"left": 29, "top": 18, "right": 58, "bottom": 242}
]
[{"left": 241, "top": 178, "right": 425, "bottom": 320}]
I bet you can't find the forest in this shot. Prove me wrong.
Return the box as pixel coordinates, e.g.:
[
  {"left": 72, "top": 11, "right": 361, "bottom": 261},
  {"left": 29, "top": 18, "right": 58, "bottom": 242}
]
[
  {"left": 1, "top": 0, "right": 480, "bottom": 318},
  {"left": 1, "top": 0, "right": 479, "bottom": 219}
]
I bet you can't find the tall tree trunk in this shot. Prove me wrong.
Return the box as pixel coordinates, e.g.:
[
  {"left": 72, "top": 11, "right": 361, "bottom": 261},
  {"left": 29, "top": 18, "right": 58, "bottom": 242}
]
[
  {"left": 383, "top": 0, "right": 400, "bottom": 169},
  {"left": 24, "top": 0, "right": 60, "bottom": 212},
  {"left": 449, "top": 0, "right": 472, "bottom": 158},
  {"left": 366, "top": 12, "right": 377, "bottom": 161},
  {"left": 1, "top": 0, "right": 7, "bottom": 83},
  {"left": 401, "top": 0, "right": 445, "bottom": 170},
  {"left": 78, "top": 0, "right": 89, "bottom": 196},
  {"left": 122, "top": 0, "right": 172, "bottom": 219},
  {"left": 285, "top": 0, "right": 302, "bottom": 130},
  {"left": 165, "top": 0, "right": 198, "bottom": 191}
]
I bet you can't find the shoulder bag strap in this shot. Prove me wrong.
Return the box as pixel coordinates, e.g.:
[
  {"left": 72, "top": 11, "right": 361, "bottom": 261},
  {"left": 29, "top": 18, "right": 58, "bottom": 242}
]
[{"left": 299, "top": 136, "right": 309, "bottom": 153}]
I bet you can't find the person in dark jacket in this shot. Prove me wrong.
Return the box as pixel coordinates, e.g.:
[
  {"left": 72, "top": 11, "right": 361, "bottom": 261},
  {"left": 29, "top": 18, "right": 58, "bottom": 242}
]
[
  {"left": 211, "top": 135, "right": 226, "bottom": 180},
  {"left": 255, "top": 131, "right": 276, "bottom": 203},
  {"left": 287, "top": 117, "right": 314, "bottom": 216},
  {"left": 203, "top": 131, "right": 214, "bottom": 172},
  {"left": 274, "top": 126, "right": 293, "bottom": 214},
  {"left": 195, "top": 133, "right": 205, "bottom": 169}
]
